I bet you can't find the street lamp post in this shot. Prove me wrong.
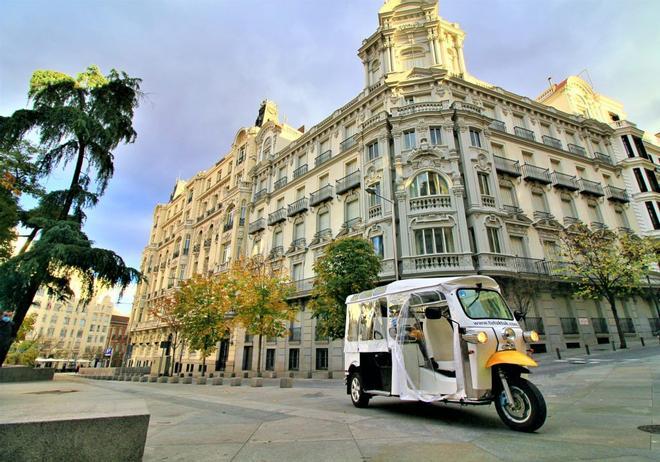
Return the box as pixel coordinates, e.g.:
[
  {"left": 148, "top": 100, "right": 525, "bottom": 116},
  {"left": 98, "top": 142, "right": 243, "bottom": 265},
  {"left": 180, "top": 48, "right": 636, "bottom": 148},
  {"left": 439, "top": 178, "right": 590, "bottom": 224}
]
[{"left": 365, "top": 187, "right": 399, "bottom": 281}]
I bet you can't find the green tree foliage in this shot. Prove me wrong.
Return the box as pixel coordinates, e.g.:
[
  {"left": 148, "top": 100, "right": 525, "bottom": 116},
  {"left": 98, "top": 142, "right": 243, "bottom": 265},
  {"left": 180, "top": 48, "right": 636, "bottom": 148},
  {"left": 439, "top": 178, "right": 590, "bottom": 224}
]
[
  {"left": 174, "top": 275, "right": 233, "bottom": 376},
  {"left": 228, "top": 256, "right": 294, "bottom": 374},
  {"left": 560, "top": 223, "right": 659, "bottom": 348},
  {"left": 310, "top": 237, "right": 382, "bottom": 339},
  {"left": 0, "top": 66, "right": 142, "bottom": 366},
  {"left": 6, "top": 313, "right": 39, "bottom": 366}
]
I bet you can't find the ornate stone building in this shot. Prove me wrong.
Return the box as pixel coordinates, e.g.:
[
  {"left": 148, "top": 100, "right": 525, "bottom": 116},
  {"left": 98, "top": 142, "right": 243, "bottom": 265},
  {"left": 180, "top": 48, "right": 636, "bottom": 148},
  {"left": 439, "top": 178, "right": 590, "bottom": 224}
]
[{"left": 127, "top": 0, "right": 659, "bottom": 376}]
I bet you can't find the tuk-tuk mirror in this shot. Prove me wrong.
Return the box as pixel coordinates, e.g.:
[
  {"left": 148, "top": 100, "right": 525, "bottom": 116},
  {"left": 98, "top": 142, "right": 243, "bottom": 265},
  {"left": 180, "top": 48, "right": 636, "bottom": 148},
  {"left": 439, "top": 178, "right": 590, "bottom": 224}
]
[
  {"left": 514, "top": 310, "right": 524, "bottom": 321},
  {"left": 425, "top": 307, "right": 443, "bottom": 319}
]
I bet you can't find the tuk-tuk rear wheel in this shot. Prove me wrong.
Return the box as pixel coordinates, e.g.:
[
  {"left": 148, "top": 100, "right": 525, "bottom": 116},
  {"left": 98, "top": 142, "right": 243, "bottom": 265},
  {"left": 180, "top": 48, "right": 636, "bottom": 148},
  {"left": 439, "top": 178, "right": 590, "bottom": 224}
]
[
  {"left": 349, "top": 372, "right": 370, "bottom": 408},
  {"left": 494, "top": 376, "right": 546, "bottom": 432}
]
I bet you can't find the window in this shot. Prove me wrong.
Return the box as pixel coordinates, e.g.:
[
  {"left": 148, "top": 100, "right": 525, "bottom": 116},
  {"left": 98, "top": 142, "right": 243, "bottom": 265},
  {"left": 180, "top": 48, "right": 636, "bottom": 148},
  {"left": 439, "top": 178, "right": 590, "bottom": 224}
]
[
  {"left": 486, "top": 227, "right": 501, "bottom": 253},
  {"left": 294, "top": 221, "right": 304, "bottom": 240},
  {"left": 429, "top": 126, "right": 442, "bottom": 145},
  {"left": 237, "top": 145, "right": 246, "bottom": 164},
  {"left": 409, "top": 171, "right": 448, "bottom": 197},
  {"left": 621, "top": 135, "right": 635, "bottom": 158},
  {"left": 587, "top": 201, "right": 603, "bottom": 223},
  {"left": 634, "top": 168, "right": 648, "bottom": 192},
  {"left": 499, "top": 182, "right": 517, "bottom": 207},
  {"left": 469, "top": 128, "right": 482, "bottom": 148},
  {"left": 315, "top": 348, "right": 329, "bottom": 370},
  {"left": 318, "top": 210, "right": 330, "bottom": 231},
  {"left": 646, "top": 202, "right": 660, "bottom": 230},
  {"left": 615, "top": 208, "right": 629, "bottom": 228},
  {"left": 319, "top": 174, "right": 329, "bottom": 188},
  {"left": 346, "top": 159, "right": 358, "bottom": 174},
  {"left": 297, "top": 152, "right": 307, "bottom": 168},
  {"left": 265, "top": 349, "right": 275, "bottom": 371},
  {"left": 403, "top": 129, "right": 416, "bottom": 150},
  {"left": 367, "top": 141, "right": 380, "bottom": 160},
  {"left": 404, "top": 95, "right": 415, "bottom": 105},
  {"left": 645, "top": 169, "right": 660, "bottom": 192},
  {"left": 368, "top": 182, "right": 381, "bottom": 207},
  {"left": 251, "top": 238, "right": 262, "bottom": 256},
  {"left": 296, "top": 187, "right": 305, "bottom": 200},
  {"left": 477, "top": 172, "right": 490, "bottom": 195},
  {"left": 273, "top": 229, "right": 283, "bottom": 248},
  {"left": 288, "top": 349, "right": 299, "bottom": 370},
  {"left": 371, "top": 235, "right": 384, "bottom": 258},
  {"left": 491, "top": 143, "right": 505, "bottom": 157},
  {"left": 414, "top": 227, "right": 455, "bottom": 254},
  {"left": 457, "top": 289, "right": 512, "bottom": 320},
  {"left": 560, "top": 194, "right": 577, "bottom": 219},
  {"left": 346, "top": 303, "right": 360, "bottom": 341},
  {"left": 292, "top": 263, "right": 303, "bottom": 281},
  {"left": 509, "top": 236, "right": 527, "bottom": 257},
  {"left": 346, "top": 198, "right": 360, "bottom": 222},
  {"left": 633, "top": 135, "right": 650, "bottom": 159},
  {"left": 531, "top": 191, "right": 547, "bottom": 213},
  {"left": 543, "top": 241, "right": 559, "bottom": 260}
]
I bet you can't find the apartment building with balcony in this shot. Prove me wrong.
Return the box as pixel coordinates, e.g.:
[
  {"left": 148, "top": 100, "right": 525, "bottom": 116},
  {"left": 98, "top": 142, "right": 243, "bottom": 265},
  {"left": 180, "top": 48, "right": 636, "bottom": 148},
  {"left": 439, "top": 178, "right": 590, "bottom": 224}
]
[{"left": 128, "top": 0, "right": 659, "bottom": 376}]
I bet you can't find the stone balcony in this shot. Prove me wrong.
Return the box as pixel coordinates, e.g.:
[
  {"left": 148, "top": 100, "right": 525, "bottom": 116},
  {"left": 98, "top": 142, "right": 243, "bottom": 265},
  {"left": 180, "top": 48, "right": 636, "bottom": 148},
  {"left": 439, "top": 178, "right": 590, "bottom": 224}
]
[
  {"left": 268, "top": 207, "right": 287, "bottom": 226},
  {"left": 542, "top": 135, "right": 563, "bottom": 150},
  {"left": 248, "top": 218, "right": 266, "bottom": 235},
  {"left": 273, "top": 176, "right": 287, "bottom": 191},
  {"left": 605, "top": 185, "right": 630, "bottom": 203},
  {"left": 315, "top": 150, "right": 332, "bottom": 168},
  {"left": 287, "top": 198, "right": 309, "bottom": 217},
  {"left": 409, "top": 194, "right": 452, "bottom": 214},
  {"left": 567, "top": 143, "right": 587, "bottom": 157},
  {"left": 293, "top": 164, "right": 308, "bottom": 179},
  {"left": 594, "top": 151, "right": 613, "bottom": 165},
  {"left": 493, "top": 155, "right": 521, "bottom": 177},
  {"left": 522, "top": 164, "right": 552, "bottom": 184},
  {"left": 401, "top": 253, "right": 473, "bottom": 274},
  {"left": 578, "top": 178, "right": 605, "bottom": 197},
  {"left": 489, "top": 119, "right": 507, "bottom": 132},
  {"left": 552, "top": 171, "right": 580, "bottom": 191},
  {"left": 514, "top": 126, "right": 535, "bottom": 141},
  {"left": 339, "top": 134, "right": 358, "bottom": 152},
  {"left": 309, "top": 185, "right": 334, "bottom": 207}
]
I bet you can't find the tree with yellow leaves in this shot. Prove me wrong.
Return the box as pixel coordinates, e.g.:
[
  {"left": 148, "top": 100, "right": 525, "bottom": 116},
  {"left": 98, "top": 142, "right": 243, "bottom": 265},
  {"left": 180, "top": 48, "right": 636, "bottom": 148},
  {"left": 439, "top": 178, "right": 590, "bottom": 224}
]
[{"left": 228, "top": 256, "right": 294, "bottom": 375}]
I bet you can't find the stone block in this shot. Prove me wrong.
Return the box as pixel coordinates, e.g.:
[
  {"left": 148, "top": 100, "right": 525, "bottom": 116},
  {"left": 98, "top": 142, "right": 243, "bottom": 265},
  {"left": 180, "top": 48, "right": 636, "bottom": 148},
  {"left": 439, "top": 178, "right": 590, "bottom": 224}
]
[
  {"left": 211, "top": 377, "right": 223, "bottom": 386},
  {"left": 262, "top": 371, "right": 277, "bottom": 378},
  {"left": 168, "top": 376, "right": 179, "bottom": 384},
  {"left": 121, "top": 375, "right": 131, "bottom": 381},
  {"left": 279, "top": 377, "right": 293, "bottom": 388},
  {"left": 242, "top": 371, "right": 250, "bottom": 379},
  {"left": 132, "top": 376, "right": 141, "bottom": 382},
  {"left": 149, "top": 376, "right": 158, "bottom": 383},
  {"left": 196, "top": 377, "right": 207, "bottom": 385},
  {"left": 182, "top": 377, "right": 193, "bottom": 384},
  {"left": 312, "top": 371, "right": 330, "bottom": 379},
  {"left": 139, "top": 376, "right": 149, "bottom": 382},
  {"left": 250, "top": 378, "right": 263, "bottom": 387},
  {"left": 230, "top": 378, "right": 242, "bottom": 387},
  {"left": 157, "top": 376, "right": 168, "bottom": 383}
]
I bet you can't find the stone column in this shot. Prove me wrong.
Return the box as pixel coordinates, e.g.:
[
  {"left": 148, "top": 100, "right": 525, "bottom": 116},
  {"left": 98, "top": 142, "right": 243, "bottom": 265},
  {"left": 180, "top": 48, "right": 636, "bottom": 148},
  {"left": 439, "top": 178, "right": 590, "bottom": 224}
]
[
  {"left": 439, "top": 33, "right": 449, "bottom": 69},
  {"left": 457, "top": 38, "right": 467, "bottom": 74},
  {"left": 427, "top": 30, "right": 438, "bottom": 65}
]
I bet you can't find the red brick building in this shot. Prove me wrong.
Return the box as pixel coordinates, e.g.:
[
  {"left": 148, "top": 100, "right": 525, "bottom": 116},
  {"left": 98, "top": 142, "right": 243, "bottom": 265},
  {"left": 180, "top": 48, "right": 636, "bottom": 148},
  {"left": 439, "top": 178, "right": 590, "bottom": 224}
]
[{"left": 103, "top": 315, "right": 129, "bottom": 367}]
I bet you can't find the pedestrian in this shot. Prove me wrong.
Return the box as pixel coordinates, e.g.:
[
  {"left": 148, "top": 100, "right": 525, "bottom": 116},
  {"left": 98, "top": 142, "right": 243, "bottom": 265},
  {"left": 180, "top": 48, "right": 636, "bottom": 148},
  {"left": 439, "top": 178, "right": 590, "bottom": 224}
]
[{"left": 0, "top": 310, "right": 15, "bottom": 359}]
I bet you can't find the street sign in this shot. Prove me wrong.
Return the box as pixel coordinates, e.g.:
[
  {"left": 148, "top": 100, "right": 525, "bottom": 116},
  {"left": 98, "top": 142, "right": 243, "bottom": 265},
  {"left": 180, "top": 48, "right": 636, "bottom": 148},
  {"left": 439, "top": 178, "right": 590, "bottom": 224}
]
[{"left": 103, "top": 347, "right": 113, "bottom": 357}]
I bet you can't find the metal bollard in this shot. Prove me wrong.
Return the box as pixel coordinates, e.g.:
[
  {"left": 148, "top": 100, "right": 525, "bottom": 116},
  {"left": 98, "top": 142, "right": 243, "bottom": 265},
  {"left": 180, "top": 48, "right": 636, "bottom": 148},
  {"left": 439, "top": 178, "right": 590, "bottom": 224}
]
[
  {"left": 640, "top": 337, "right": 645, "bottom": 347},
  {"left": 585, "top": 344, "right": 590, "bottom": 355},
  {"left": 612, "top": 342, "right": 616, "bottom": 351},
  {"left": 555, "top": 348, "right": 561, "bottom": 360}
]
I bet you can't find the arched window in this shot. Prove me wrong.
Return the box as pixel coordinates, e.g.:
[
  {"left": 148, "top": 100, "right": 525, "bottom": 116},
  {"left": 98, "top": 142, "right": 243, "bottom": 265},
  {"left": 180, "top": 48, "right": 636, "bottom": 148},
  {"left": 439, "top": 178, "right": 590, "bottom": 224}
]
[
  {"left": 409, "top": 171, "right": 448, "bottom": 198},
  {"left": 224, "top": 206, "right": 235, "bottom": 230}
]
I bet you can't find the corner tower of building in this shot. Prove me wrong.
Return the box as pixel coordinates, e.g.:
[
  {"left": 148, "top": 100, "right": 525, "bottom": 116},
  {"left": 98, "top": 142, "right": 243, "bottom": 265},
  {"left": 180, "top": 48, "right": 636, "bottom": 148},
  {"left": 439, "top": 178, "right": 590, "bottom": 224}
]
[{"left": 359, "top": 0, "right": 473, "bottom": 88}]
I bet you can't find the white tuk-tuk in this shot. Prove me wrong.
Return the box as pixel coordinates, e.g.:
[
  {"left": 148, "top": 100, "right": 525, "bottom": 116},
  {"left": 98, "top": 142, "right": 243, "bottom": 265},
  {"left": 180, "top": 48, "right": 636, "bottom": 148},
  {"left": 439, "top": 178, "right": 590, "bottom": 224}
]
[{"left": 344, "top": 276, "right": 546, "bottom": 432}]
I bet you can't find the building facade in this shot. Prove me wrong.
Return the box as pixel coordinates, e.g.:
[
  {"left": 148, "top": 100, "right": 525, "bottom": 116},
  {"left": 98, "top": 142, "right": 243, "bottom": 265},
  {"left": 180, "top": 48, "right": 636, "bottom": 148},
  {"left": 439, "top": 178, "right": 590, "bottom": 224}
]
[
  {"left": 103, "top": 314, "right": 130, "bottom": 367},
  {"left": 128, "top": 0, "right": 659, "bottom": 376},
  {"left": 29, "top": 290, "right": 115, "bottom": 366}
]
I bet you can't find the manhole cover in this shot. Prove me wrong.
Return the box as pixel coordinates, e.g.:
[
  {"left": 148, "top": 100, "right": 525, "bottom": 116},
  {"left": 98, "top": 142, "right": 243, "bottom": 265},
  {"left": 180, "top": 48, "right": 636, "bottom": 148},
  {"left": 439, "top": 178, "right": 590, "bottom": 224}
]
[
  {"left": 638, "top": 425, "right": 660, "bottom": 434},
  {"left": 26, "top": 389, "right": 79, "bottom": 395}
]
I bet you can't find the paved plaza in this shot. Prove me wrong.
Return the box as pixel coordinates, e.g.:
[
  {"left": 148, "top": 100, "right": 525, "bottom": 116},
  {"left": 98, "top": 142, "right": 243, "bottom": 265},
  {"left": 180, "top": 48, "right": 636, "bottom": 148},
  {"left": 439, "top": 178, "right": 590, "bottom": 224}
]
[{"left": 4, "top": 346, "right": 659, "bottom": 461}]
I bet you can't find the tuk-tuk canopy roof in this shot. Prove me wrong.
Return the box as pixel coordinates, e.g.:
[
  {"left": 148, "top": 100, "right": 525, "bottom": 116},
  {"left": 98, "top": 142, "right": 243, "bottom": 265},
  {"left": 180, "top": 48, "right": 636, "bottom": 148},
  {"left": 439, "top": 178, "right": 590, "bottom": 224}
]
[{"left": 346, "top": 275, "right": 499, "bottom": 304}]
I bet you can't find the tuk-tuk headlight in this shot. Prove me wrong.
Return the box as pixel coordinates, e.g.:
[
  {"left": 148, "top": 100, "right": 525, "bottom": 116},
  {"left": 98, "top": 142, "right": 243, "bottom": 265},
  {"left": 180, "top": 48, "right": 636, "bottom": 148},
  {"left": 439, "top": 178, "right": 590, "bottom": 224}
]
[
  {"left": 502, "top": 327, "right": 516, "bottom": 340},
  {"left": 523, "top": 330, "right": 540, "bottom": 343},
  {"left": 462, "top": 331, "right": 488, "bottom": 344}
]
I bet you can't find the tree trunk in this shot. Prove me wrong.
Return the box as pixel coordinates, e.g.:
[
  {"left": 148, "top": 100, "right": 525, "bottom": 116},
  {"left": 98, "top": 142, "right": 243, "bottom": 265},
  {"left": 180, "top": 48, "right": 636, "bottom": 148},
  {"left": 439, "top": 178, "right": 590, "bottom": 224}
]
[
  {"left": 256, "top": 334, "right": 262, "bottom": 377},
  {"left": 60, "top": 143, "right": 86, "bottom": 220},
  {"left": 202, "top": 353, "right": 206, "bottom": 377},
  {"left": 608, "top": 295, "right": 627, "bottom": 349},
  {"left": 0, "top": 277, "right": 41, "bottom": 366},
  {"left": 17, "top": 227, "right": 40, "bottom": 255}
]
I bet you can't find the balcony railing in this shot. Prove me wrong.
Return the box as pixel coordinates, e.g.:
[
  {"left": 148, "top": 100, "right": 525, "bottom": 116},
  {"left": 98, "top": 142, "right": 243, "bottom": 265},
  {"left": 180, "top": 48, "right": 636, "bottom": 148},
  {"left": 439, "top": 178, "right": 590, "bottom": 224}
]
[
  {"left": 339, "top": 134, "right": 358, "bottom": 152},
  {"left": 409, "top": 195, "right": 451, "bottom": 213},
  {"left": 594, "top": 152, "right": 613, "bottom": 165},
  {"left": 514, "top": 126, "right": 535, "bottom": 141},
  {"left": 481, "top": 195, "right": 496, "bottom": 208},
  {"left": 524, "top": 317, "right": 545, "bottom": 335},
  {"left": 620, "top": 317, "right": 635, "bottom": 334},
  {"left": 560, "top": 317, "right": 579, "bottom": 335},
  {"left": 267, "top": 208, "right": 286, "bottom": 227},
  {"left": 287, "top": 197, "right": 309, "bottom": 217},
  {"left": 288, "top": 278, "right": 315, "bottom": 298},
  {"left": 291, "top": 238, "right": 306, "bottom": 249},
  {"left": 273, "top": 176, "right": 287, "bottom": 191},
  {"left": 343, "top": 217, "right": 362, "bottom": 231},
  {"left": 590, "top": 221, "right": 607, "bottom": 231},
  {"left": 315, "top": 150, "right": 332, "bottom": 167},
  {"left": 489, "top": 119, "right": 507, "bottom": 132},
  {"left": 309, "top": 185, "right": 334, "bottom": 207},
  {"left": 404, "top": 253, "right": 473, "bottom": 272},
  {"left": 248, "top": 218, "right": 266, "bottom": 234},
  {"left": 567, "top": 143, "right": 587, "bottom": 157},
  {"left": 542, "top": 135, "right": 562, "bottom": 150},
  {"left": 522, "top": 164, "right": 552, "bottom": 184},
  {"left": 493, "top": 155, "right": 522, "bottom": 177},
  {"left": 253, "top": 188, "right": 268, "bottom": 202},
  {"left": 268, "top": 246, "right": 284, "bottom": 259},
  {"left": 368, "top": 204, "right": 383, "bottom": 219},
  {"left": 336, "top": 170, "right": 361, "bottom": 194},
  {"left": 591, "top": 317, "right": 609, "bottom": 334},
  {"left": 391, "top": 101, "right": 447, "bottom": 117},
  {"left": 503, "top": 204, "right": 524, "bottom": 215},
  {"left": 552, "top": 171, "right": 579, "bottom": 191},
  {"left": 605, "top": 185, "right": 630, "bottom": 203},
  {"left": 223, "top": 221, "right": 234, "bottom": 232},
  {"left": 578, "top": 178, "right": 605, "bottom": 197},
  {"left": 511, "top": 257, "right": 547, "bottom": 275},
  {"left": 293, "top": 164, "right": 308, "bottom": 179}
]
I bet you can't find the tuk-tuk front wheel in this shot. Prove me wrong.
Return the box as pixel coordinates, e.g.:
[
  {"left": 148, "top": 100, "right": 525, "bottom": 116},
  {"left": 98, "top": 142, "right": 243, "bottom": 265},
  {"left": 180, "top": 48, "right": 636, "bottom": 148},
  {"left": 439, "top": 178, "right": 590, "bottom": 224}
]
[
  {"left": 349, "top": 372, "right": 370, "bottom": 408},
  {"left": 495, "top": 376, "right": 546, "bottom": 432}
]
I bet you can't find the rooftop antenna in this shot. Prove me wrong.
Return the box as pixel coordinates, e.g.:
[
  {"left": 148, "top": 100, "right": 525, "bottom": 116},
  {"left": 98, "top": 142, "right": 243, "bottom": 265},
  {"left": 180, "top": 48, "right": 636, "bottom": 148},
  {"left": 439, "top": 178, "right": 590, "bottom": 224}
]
[{"left": 547, "top": 77, "right": 553, "bottom": 89}]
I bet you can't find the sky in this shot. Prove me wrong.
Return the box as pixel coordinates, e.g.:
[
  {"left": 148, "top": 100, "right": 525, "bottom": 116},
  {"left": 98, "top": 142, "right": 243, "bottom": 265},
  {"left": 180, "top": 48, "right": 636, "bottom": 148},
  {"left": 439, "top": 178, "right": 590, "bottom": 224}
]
[{"left": 1, "top": 0, "right": 659, "bottom": 315}]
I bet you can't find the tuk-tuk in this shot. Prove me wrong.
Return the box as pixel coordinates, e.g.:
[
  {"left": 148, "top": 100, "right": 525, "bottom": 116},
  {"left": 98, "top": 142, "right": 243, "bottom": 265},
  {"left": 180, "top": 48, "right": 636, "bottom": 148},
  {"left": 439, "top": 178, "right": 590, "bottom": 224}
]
[{"left": 344, "top": 276, "right": 546, "bottom": 432}]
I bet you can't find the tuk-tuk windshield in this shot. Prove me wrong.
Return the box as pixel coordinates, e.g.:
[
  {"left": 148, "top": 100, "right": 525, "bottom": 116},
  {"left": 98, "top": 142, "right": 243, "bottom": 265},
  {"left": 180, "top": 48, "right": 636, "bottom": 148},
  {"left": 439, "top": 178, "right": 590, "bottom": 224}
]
[{"left": 456, "top": 288, "right": 513, "bottom": 320}]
